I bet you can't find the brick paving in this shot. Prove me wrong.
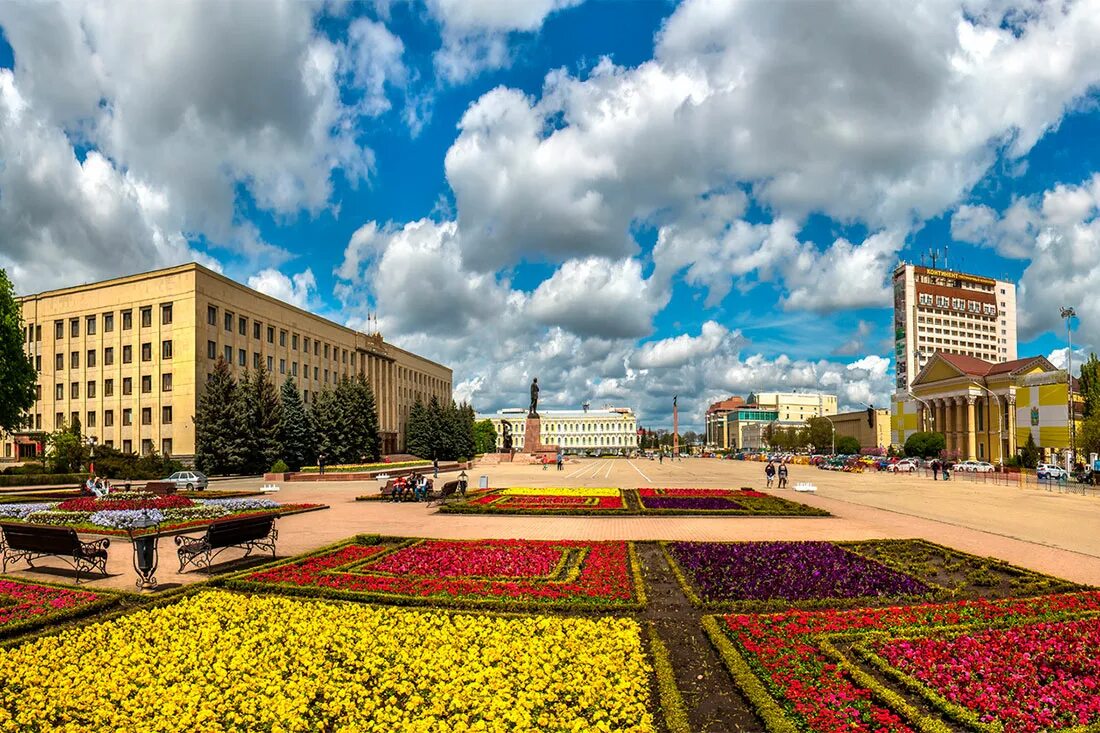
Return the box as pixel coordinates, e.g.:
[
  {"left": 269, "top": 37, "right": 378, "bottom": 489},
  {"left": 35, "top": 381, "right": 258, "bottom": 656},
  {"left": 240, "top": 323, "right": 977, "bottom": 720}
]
[{"left": 6, "top": 457, "right": 1100, "bottom": 591}]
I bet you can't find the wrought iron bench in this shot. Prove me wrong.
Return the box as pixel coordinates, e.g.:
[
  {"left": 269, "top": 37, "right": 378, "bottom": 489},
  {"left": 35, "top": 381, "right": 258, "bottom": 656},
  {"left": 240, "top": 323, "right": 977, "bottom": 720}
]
[
  {"left": 0, "top": 523, "right": 110, "bottom": 583},
  {"left": 175, "top": 515, "right": 278, "bottom": 573},
  {"left": 429, "top": 480, "right": 463, "bottom": 507},
  {"left": 144, "top": 481, "right": 177, "bottom": 496}
]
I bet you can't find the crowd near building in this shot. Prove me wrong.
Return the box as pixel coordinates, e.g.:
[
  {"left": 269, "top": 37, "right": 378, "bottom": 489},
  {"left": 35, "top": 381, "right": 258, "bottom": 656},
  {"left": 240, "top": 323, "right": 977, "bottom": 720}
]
[
  {"left": 705, "top": 392, "right": 837, "bottom": 451},
  {"left": 478, "top": 407, "right": 638, "bottom": 454},
  {"left": 2, "top": 263, "right": 452, "bottom": 462}
]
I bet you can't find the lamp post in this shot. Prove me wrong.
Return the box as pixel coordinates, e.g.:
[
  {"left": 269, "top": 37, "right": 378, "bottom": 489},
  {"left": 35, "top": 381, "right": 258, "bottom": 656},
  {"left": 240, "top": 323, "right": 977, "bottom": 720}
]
[
  {"left": 823, "top": 416, "right": 836, "bottom": 455},
  {"left": 907, "top": 392, "right": 934, "bottom": 433},
  {"left": 973, "top": 383, "right": 1004, "bottom": 470},
  {"left": 85, "top": 436, "right": 97, "bottom": 475},
  {"left": 1061, "top": 306, "right": 1077, "bottom": 468}
]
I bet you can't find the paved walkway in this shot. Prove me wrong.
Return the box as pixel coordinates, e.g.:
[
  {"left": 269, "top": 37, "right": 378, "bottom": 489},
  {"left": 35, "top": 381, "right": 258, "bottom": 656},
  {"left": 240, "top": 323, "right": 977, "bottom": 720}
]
[{"left": 6, "top": 458, "right": 1100, "bottom": 591}]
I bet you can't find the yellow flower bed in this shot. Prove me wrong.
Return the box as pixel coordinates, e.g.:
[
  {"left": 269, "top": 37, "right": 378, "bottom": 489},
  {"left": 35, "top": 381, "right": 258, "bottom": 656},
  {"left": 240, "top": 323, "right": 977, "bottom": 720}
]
[
  {"left": 500, "top": 487, "right": 621, "bottom": 497},
  {"left": 0, "top": 591, "right": 655, "bottom": 733}
]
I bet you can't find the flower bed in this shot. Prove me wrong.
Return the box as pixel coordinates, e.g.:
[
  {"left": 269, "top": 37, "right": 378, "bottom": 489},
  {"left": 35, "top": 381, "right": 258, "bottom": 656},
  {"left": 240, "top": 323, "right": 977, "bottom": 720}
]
[
  {"left": 500, "top": 487, "right": 620, "bottom": 497},
  {"left": 466, "top": 492, "right": 627, "bottom": 510},
  {"left": 0, "top": 578, "right": 114, "bottom": 639},
  {"left": 0, "top": 590, "right": 657, "bottom": 731},
  {"left": 229, "top": 538, "right": 646, "bottom": 610},
  {"left": 666, "top": 541, "right": 929, "bottom": 607},
  {"left": 704, "top": 591, "right": 1100, "bottom": 733},
  {"left": 638, "top": 487, "right": 827, "bottom": 516},
  {"left": 299, "top": 460, "right": 430, "bottom": 473},
  {"left": 56, "top": 495, "right": 194, "bottom": 512}
]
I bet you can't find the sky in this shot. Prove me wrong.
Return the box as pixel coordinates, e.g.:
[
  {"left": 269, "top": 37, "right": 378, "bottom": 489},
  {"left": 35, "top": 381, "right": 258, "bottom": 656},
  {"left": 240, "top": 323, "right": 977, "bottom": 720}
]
[{"left": 2, "top": 0, "right": 1100, "bottom": 432}]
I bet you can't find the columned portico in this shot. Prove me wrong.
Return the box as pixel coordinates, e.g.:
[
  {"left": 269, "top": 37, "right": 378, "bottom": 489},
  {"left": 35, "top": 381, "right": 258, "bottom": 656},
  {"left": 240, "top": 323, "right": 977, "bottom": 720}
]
[{"left": 965, "top": 396, "right": 977, "bottom": 460}]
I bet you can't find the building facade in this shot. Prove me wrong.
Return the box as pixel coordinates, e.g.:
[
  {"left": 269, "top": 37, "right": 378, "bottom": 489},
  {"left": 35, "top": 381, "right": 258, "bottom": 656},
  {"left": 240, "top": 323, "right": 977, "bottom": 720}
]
[
  {"left": 705, "top": 396, "right": 746, "bottom": 450},
  {"left": 3, "top": 264, "right": 452, "bottom": 462},
  {"left": 748, "top": 392, "right": 838, "bottom": 422},
  {"left": 706, "top": 393, "right": 836, "bottom": 451},
  {"left": 829, "top": 408, "right": 891, "bottom": 451},
  {"left": 892, "top": 263, "right": 1017, "bottom": 392},
  {"left": 891, "top": 353, "right": 1081, "bottom": 463},
  {"left": 478, "top": 407, "right": 638, "bottom": 454}
]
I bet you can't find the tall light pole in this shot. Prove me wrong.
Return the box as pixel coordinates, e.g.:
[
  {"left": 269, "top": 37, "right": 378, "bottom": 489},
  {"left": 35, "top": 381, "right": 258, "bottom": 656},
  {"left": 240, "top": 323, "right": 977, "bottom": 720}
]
[
  {"left": 973, "top": 383, "right": 1003, "bottom": 470},
  {"left": 907, "top": 392, "right": 934, "bottom": 433},
  {"left": 1061, "top": 306, "right": 1077, "bottom": 467},
  {"left": 823, "top": 415, "right": 836, "bottom": 455}
]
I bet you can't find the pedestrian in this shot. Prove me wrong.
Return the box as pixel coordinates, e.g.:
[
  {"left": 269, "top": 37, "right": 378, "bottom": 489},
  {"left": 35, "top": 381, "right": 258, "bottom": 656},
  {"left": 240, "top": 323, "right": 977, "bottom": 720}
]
[
  {"left": 659, "top": 453, "right": 663, "bottom": 464},
  {"left": 777, "top": 462, "right": 788, "bottom": 489},
  {"left": 943, "top": 461, "right": 951, "bottom": 481},
  {"left": 931, "top": 459, "right": 939, "bottom": 481},
  {"left": 433, "top": 457, "right": 439, "bottom": 478},
  {"left": 556, "top": 450, "right": 563, "bottom": 471},
  {"left": 318, "top": 452, "right": 326, "bottom": 476},
  {"left": 765, "top": 461, "right": 776, "bottom": 488}
]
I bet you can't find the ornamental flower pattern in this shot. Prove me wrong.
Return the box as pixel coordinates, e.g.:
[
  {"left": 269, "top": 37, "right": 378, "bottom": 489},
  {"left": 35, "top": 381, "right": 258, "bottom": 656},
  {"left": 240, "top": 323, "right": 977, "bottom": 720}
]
[{"left": 0, "top": 578, "right": 103, "bottom": 630}]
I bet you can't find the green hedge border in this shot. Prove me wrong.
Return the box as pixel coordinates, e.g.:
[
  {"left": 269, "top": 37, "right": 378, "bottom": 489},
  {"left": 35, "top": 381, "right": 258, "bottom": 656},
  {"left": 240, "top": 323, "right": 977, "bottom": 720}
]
[
  {"left": 646, "top": 623, "right": 690, "bottom": 733},
  {"left": 215, "top": 535, "right": 649, "bottom": 613},
  {"left": 299, "top": 460, "right": 430, "bottom": 474}
]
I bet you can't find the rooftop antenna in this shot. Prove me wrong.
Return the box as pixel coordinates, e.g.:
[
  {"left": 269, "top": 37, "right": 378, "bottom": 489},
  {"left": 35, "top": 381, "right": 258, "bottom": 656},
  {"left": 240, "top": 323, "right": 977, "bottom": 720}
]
[
  {"left": 943, "top": 244, "right": 949, "bottom": 270},
  {"left": 928, "top": 248, "right": 939, "bottom": 269}
]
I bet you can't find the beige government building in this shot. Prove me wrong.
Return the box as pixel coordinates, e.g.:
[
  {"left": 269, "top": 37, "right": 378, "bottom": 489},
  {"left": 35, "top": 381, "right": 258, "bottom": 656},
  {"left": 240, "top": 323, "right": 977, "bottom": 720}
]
[
  {"left": 477, "top": 407, "right": 638, "bottom": 454},
  {"left": 3, "top": 263, "right": 452, "bottom": 462}
]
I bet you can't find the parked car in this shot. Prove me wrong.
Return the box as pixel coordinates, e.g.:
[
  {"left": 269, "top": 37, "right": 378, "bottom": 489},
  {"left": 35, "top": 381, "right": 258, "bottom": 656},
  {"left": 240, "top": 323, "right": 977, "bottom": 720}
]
[
  {"left": 891, "top": 459, "right": 918, "bottom": 473},
  {"left": 1036, "top": 464, "right": 1068, "bottom": 481},
  {"left": 165, "top": 470, "right": 209, "bottom": 491}
]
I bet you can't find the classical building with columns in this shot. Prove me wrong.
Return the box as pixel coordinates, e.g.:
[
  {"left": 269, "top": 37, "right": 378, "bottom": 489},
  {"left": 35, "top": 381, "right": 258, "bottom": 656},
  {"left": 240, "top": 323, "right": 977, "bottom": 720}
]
[
  {"left": 892, "top": 353, "right": 1081, "bottom": 463},
  {"left": 2, "top": 263, "right": 451, "bottom": 462}
]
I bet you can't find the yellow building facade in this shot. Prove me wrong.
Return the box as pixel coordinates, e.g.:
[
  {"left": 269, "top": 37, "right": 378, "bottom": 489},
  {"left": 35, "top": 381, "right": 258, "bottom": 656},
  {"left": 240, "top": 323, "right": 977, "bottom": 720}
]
[
  {"left": 3, "top": 264, "right": 452, "bottom": 462},
  {"left": 892, "top": 353, "right": 1081, "bottom": 463},
  {"left": 829, "top": 408, "right": 891, "bottom": 451}
]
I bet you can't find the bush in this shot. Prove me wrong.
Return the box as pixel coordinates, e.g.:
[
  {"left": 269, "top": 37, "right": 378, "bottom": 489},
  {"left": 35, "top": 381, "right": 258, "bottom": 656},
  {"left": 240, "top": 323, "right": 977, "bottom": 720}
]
[
  {"left": 0, "top": 473, "right": 87, "bottom": 488},
  {"left": 270, "top": 460, "right": 289, "bottom": 473},
  {"left": 93, "top": 445, "right": 184, "bottom": 480},
  {"left": 904, "top": 431, "right": 945, "bottom": 458}
]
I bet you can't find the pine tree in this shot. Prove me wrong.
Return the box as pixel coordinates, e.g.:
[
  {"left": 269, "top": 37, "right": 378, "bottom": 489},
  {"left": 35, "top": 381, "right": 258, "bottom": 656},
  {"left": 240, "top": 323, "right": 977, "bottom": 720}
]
[
  {"left": 405, "top": 398, "right": 429, "bottom": 458},
  {"left": 194, "top": 358, "right": 245, "bottom": 474},
  {"left": 0, "top": 268, "right": 36, "bottom": 435},
  {"left": 351, "top": 373, "right": 382, "bottom": 462},
  {"left": 456, "top": 402, "right": 477, "bottom": 459},
  {"left": 238, "top": 367, "right": 283, "bottom": 473},
  {"left": 426, "top": 396, "right": 445, "bottom": 460},
  {"left": 312, "top": 387, "right": 339, "bottom": 465},
  {"left": 279, "top": 377, "right": 315, "bottom": 470}
]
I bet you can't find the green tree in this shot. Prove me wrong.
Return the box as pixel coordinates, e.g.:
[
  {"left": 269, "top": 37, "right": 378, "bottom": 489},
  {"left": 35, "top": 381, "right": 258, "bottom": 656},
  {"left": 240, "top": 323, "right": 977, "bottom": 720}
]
[
  {"left": 472, "top": 419, "right": 498, "bottom": 454},
  {"left": 1079, "top": 353, "right": 1100, "bottom": 418},
  {"left": 455, "top": 402, "right": 477, "bottom": 459},
  {"left": 805, "top": 417, "right": 835, "bottom": 453},
  {"left": 238, "top": 367, "right": 283, "bottom": 473},
  {"left": 311, "top": 387, "right": 340, "bottom": 464},
  {"left": 404, "top": 398, "right": 429, "bottom": 458},
  {"left": 46, "top": 421, "right": 88, "bottom": 474},
  {"left": 347, "top": 374, "right": 381, "bottom": 462},
  {"left": 1020, "top": 432, "right": 1041, "bottom": 469},
  {"left": 0, "top": 268, "right": 36, "bottom": 435},
  {"left": 835, "top": 435, "right": 862, "bottom": 455},
  {"left": 194, "top": 358, "right": 246, "bottom": 474},
  {"left": 904, "top": 431, "right": 946, "bottom": 458},
  {"left": 278, "top": 378, "right": 315, "bottom": 470},
  {"left": 1079, "top": 413, "right": 1100, "bottom": 461}
]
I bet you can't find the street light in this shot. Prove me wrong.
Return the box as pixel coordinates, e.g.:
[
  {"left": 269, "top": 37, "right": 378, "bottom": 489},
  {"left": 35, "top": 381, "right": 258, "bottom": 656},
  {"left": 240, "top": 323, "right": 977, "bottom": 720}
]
[
  {"left": 1061, "top": 306, "right": 1077, "bottom": 468},
  {"left": 972, "top": 383, "right": 1004, "bottom": 470},
  {"left": 907, "top": 392, "right": 935, "bottom": 432},
  {"left": 823, "top": 416, "right": 836, "bottom": 455},
  {"left": 85, "top": 436, "right": 97, "bottom": 474}
]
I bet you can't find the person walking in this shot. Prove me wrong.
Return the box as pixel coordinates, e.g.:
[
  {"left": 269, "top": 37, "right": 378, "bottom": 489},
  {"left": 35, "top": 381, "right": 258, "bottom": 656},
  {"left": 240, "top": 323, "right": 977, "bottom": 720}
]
[
  {"left": 931, "top": 458, "right": 939, "bottom": 481},
  {"left": 556, "top": 450, "right": 563, "bottom": 471},
  {"left": 433, "top": 457, "right": 439, "bottom": 478},
  {"left": 765, "top": 461, "right": 776, "bottom": 488},
  {"left": 777, "top": 462, "right": 789, "bottom": 489},
  {"left": 318, "top": 452, "right": 326, "bottom": 476},
  {"left": 659, "top": 453, "right": 663, "bottom": 464}
]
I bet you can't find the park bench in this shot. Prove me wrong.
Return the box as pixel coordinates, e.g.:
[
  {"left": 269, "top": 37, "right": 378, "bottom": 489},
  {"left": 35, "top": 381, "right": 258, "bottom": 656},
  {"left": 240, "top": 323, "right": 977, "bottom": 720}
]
[
  {"left": 0, "top": 523, "right": 110, "bottom": 583},
  {"left": 429, "top": 480, "right": 464, "bottom": 507},
  {"left": 175, "top": 515, "right": 278, "bottom": 573},
  {"left": 380, "top": 478, "right": 433, "bottom": 501},
  {"left": 144, "top": 481, "right": 177, "bottom": 496}
]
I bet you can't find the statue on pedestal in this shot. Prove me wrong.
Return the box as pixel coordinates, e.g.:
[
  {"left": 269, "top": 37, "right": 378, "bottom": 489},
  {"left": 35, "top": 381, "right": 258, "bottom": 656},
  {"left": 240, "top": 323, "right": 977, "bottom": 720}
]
[{"left": 529, "top": 378, "right": 540, "bottom": 418}]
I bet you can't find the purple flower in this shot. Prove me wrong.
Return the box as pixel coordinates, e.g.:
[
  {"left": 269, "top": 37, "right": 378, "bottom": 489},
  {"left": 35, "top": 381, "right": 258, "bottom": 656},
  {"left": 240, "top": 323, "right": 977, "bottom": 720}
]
[
  {"left": 668, "top": 541, "right": 928, "bottom": 602},
  {"left": 642, "top": 496, "right": 744, "bottom": 511}
]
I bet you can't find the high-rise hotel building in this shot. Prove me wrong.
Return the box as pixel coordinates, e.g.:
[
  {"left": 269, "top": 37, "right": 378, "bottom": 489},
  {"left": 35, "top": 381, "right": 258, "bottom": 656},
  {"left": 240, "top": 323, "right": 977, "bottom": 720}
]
[
  {"left": 2, "top": 264, "right": 452, "bottom": 462},
  {"left": 892, "top": 264, "right": 1017, "bottom": 392}
]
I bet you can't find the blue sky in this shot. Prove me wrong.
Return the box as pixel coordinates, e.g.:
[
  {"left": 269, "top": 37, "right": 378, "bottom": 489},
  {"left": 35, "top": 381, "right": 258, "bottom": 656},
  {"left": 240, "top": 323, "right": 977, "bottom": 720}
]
[{"left": 2, "top": 0, "right": 1100, "bottom": 430}]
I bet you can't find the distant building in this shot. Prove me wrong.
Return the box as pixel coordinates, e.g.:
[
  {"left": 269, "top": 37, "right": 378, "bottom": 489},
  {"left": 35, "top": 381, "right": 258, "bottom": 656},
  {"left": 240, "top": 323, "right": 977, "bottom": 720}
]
[
  {"left": 892, "top": 353, "right": 1082, "bottom": 463},
  {"left": 477, "top": 407, "right": 637, "bottom": 455},
  {"left": 892, "top": 263, "right": 1017, "bottom": 392},
  {"left": 705, "top": 392, "right": 836, "bottom": 451},
  {"left": 829, "top": 408, "right": 891, "bottom": 452},
  {"left": 749, "top": 392, "right": 837, "bottom": 422},
  {"left": 705, "top": 396, "right": 746, "bottom": 450}
]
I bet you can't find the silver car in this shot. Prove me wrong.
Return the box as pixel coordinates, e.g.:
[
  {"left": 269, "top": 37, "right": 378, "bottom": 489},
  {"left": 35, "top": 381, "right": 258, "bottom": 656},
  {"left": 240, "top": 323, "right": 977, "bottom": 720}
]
[{"left": 166, "top": 470, "right": 209, "bottom": 491}]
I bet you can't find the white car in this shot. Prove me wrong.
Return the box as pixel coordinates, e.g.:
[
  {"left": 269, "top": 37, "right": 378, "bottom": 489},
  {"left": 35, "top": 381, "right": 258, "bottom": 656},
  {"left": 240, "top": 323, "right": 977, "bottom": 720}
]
[
  {"left": 1037, "top": 464, "right": 1068, "bottom": 480},
  {"left": 891, "top": 460, "right": 918, "bottom": 473},
  {"left": 165, "top": 470, "right": 209, "bottom": 491},
  {"left": 957, "top": 460, "right": 995, "bottom": 473}
]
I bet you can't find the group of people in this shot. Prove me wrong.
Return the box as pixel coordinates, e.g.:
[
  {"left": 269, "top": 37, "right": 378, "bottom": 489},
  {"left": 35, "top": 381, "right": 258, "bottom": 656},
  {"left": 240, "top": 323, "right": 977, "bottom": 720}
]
[
  {"left": 929, "top": 459, "right": 953, "bottom": 481},
  {"left": 82, "top": 476, "right": 113, "bottom": 497},
  {"left": 389, "top": 473, "right": 433, "bottom": 502},
  {"left": 764, "top": 461, "right": 789, "bottom": 489}
]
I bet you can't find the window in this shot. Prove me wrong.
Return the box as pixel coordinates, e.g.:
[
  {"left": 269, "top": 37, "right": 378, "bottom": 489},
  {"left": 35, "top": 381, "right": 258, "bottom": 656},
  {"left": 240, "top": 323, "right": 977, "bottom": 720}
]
[
  {"left": 324, "top": 344, "right": 330, "bottom": 359},
  {"left": 104, "top": 313, "right": 114, "bottom": 332},
  {"left": 342, "top": 349, "right": 347, "bottom": 364},
  {"left": 35, "top": 384, "right": 41, "bottom": 400},
  {"left": 162, "top": 373, "right": 173, "bottom": 392},
  {"left": 55, "top": 353, "right": 63, "bottom": 370},
  {"left": 161, "top": 303, "right": 173, "bottom": 325},
  {"left": 70, "top": 382, "right": 79, "bottom": 399},
  {"left": 71, "top": 411, "right": 78, "bottom": 426},
  {"left": 222, "top": 345, "right": 231, "bottom": 362},
  {"left": 253, "top": 352, "right": 260, "bottom": 369},
  {"left": 55, "top": 383, "right": 64, "bottom": 400},
  {"left": 87, "top": 381, "right": 96, "bottom": 399},
  {"left": 104, "top": 410, "right": 114, "bottom": 428},
  {"left": 86, "top": 411, "right": 96, "bottom": 428},
  {"left": 141, "top": 408, "right": 152, "bottom": 426},
  {"left": 292, "top": 362, "right": 298, "bottom": 377},
  {"left": 208, "top": 340, "right": 217, "bottom": 359},
  {"left": 70, "top": 351, "right": 79, "bottom": 369},
  {"left": 142, "top": 439, "right": 153, "bottom": 456},
  {"left": 314, "top": 341, "right": 319, "bottom": 356},
  {"left": 122, "top": 377, "right": 132, "bottom": 395},
  {"left": 70, "top": 318, "right": 79, "bottom": 338},
  {"left": 267, "top": 326, "right": 275, "bottom": 344},
  {"left": 162, "top": 406, "right": 173, "bottom": 424},
  {"left": 56, "top": 412, "right": 64, "bottom": 426},
  {"left": 86, "top": 315, "right": 96, "bottom": 335},
  {"left": 161, "top": 439, "right": 173, "bottom": 456},
  {"left": 267, "top": 356, "right": 274, "bottom": 371},
  {"left": 104, "top": 379, "right": 113, "bottom": 397},
  {"left": 140, "top": 307, "right": 152, "bottom": 328},
  {"left": 54, "top": 320, "right": 63, "bottom": 339},
  {"left": 35, "top": 355, "right": 41, "bottom": 371},
  {"left": 141, "top": 343, "right": 152, "bottom": 362},
  {"left": 324, "top": 369, "right": 329, "bottom": 383},
  {"left": 918, "top": 293, "right": 933, "bottom": 306},
  {"left": 122, "top": 310, "right": 132, "bottom": 330},
  {"left": 208, "top": 305, "right": 218, "bottom": 326},
  {"left": 253, "top": 321, "right": 261, "bottom": 339},
  {"left": 35, "top": 325, "right": 41, "bottom": 341},
  {"left": 935, "top": 296, "right": 949, "bottom": 308},
  {"left": 304, "top": 337, "right": 310, "bottom": 352},
  {"left": 239, "top": 316, "right": 246, "bottom": 336},
  {"left": 280, "top": 359, "right": 286, "bottom": 375},
  {"left": 87, "top": 349, "right": 96, "bottom": 368},
  {"left": 123, "top": 439, "right": 132, "bottom": 454},
  {"left": 292, "top": 333, "right": 298, "bottom": 350},
  {"left": 161, "top": 340, "right": 173, "bottom": 359},
  {"left": 224, "top": 311, "right": 233, "bottom": 331},
  {"left": 141, "top": 375, "right": 152, "bottom": 394},
  {"left": 104, "top": 347, "right": 114, "bottom": 366},
  {"left": 238, "top": 349, "right": 246, "bottom": 367},
  {"left": 313, "top": 366, "right": 318, "bottom": 381},
  {"left": 123, "top": 409, "right": 133, "bottom": 426},
  {"left": 279, "top": 330, "right": 287, "bottom": 347}
]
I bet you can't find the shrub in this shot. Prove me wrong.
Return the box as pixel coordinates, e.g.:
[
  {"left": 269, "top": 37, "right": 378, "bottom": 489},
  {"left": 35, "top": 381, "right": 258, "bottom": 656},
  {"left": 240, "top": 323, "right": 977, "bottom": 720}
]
[
  {"left": 270, "top": 460, "right": 289, "bottom": 473},
  {"left": 0, "top": 473, "right": 87, "bottom": 488}
]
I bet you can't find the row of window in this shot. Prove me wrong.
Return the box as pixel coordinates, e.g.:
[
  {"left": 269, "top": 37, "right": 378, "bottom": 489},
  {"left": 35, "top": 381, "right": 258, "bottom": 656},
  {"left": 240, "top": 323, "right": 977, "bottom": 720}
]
[
  {"left": 25, "top": 304, "right": 174, "bottom": 344},
  {"left": 206, "top": 305, "right": 351, "bottom": 364},
  {"left": 45, "top": 373, "right": 174, "bottom": 402},
  {"left": 917, "top": 293, "right": 999, "bottom": 316},
  {"left": 45, "top": 341, "right": 173, "bottom": 371},
  {"left": 27, "top": 405, "right": 173, "bottom": 431}
]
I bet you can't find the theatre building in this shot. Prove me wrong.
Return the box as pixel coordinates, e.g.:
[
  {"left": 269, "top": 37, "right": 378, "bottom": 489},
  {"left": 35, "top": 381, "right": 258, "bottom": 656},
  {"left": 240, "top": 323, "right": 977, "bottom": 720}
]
[{"left": 2, "top": 263, "right": 452, "bottom": 463}]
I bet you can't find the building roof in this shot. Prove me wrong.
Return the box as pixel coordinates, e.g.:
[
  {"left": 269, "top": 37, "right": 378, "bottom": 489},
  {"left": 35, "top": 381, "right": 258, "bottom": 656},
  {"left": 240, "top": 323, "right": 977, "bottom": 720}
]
[
  {"left": 706, "top": 396, "right": 745, "bottom": 414},
  {"left": 937, "top": 353, "right": 1053, "bottom": 377}
]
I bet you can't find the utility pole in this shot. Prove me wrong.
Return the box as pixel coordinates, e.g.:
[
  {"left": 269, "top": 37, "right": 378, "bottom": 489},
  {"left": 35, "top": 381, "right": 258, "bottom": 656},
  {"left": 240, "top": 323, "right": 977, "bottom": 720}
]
[{"left": 1062, "top": 307, "right": 1078, "bottom": 467}]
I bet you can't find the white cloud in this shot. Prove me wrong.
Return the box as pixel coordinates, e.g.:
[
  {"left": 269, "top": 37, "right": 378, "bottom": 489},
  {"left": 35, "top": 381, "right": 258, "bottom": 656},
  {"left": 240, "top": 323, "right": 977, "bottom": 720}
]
[
  {"left": 247, "top": 268, "right": 318, "bottom": 310},
  {"left": 633, "top": 321, "right": 733, "bottom": 369},
  {"left": 833, "top": 320, "right": 876, "bottom": 356}
]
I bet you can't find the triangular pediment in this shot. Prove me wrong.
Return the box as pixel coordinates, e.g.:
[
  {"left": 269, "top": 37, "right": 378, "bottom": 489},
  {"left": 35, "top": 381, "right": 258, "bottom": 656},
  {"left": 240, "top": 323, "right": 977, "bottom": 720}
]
[{"left": 912, "top": 357, "right": 966, "bottom": 385}]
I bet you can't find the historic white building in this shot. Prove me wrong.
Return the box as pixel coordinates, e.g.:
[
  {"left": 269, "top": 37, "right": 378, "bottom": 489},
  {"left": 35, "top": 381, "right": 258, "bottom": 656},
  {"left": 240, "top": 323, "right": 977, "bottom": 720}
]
[{"left": 477, "top": 407, "right": 638, "bottom": 454}]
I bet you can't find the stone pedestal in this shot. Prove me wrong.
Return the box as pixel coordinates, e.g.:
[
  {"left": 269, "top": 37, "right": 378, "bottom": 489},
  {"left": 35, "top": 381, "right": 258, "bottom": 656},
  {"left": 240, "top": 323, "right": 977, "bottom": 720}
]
[{"left": 523, "top": 415, "right": 559, "bottom": 461}]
